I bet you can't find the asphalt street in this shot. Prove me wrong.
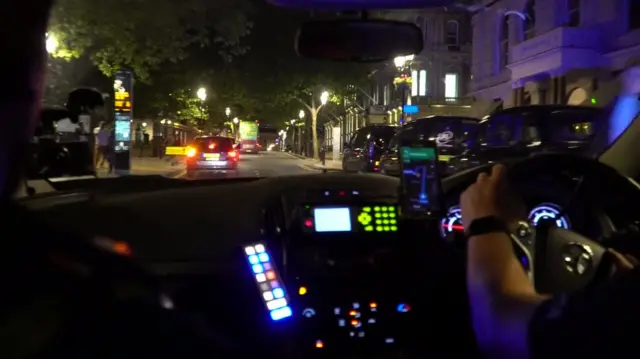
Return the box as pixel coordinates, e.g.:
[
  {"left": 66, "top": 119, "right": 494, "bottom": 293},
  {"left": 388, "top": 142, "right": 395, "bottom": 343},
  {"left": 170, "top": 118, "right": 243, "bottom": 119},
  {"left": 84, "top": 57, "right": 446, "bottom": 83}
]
[{"left": 183, "top": 151, "right": 320, "bottom": 179}]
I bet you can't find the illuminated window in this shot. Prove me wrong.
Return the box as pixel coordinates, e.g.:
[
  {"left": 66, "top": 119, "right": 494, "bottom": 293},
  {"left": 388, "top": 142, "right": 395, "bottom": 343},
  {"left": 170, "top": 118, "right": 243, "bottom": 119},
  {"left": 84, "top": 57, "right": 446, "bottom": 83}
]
[
  {"left": 444, "top": 73, "right": 458, "bottom": 102},
  {"left": 411, "top": 70, "right": 418, "bottom": 96},
  {"left": 419, "top": 70, "right": 427, "bottom": 96}
]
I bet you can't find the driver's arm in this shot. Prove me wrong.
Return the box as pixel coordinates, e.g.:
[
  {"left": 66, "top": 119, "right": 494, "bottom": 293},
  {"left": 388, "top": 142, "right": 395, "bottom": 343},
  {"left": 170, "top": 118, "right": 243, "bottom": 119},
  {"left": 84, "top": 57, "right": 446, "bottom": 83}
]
[
  {"left": 467, "top": 232, "right": 547, "bottom": 358},
  {"left": 462, "top": 165, "right": 548, "bottom": 358}
]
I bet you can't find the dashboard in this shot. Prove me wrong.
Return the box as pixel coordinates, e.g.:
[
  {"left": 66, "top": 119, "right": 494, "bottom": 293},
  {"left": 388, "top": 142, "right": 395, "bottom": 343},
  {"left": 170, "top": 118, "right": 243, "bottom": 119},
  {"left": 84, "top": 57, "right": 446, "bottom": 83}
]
[
  {"left": 23, "top": 170, "right": 626, "bottom": 358},
  {"left": 440, "top": 202, "right": 571, "bottom": 238}
]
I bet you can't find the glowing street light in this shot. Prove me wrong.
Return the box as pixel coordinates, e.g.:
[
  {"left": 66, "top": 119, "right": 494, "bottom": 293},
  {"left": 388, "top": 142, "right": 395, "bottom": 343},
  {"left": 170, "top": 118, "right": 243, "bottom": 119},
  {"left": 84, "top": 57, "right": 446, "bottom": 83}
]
[
  {"left": 45, "top": 33, "right": 58, "bottom": 54},
  {"left": 233, "top": 117, "right": 239, "bottom": 124},
  {"left": 290, "top": 119, "right": 296, "bottom": 125},
  {"left": 225, "top": 107, "right": 231, "bottom": 117},
  {"left": 298, "top": 110, "right": 305, "bottom": 119},
  {"left": 320, "top": 91, "right": 329, "bottom": 105},
  {"left": 393, "top": 55, "right": 414, "bottom": 69},
  {"left": 196, "top": 87, "right": 207, "bottom": 101}
]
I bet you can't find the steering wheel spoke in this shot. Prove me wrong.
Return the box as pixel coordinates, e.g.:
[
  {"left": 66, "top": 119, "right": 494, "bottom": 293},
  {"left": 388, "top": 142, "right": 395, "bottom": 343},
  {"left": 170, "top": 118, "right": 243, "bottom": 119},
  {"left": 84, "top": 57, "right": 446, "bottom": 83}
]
[{"left": 532, "top": 220, "right": 606, "bottom": 294}]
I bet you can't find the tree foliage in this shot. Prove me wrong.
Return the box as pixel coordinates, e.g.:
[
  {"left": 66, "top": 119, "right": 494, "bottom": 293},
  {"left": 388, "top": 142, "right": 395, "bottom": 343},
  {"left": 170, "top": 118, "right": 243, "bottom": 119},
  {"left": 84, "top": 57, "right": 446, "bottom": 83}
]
[
  {"left": 220, "top": 4, "right": 373, "bottom": 156},
  {"left": 47, "top": 0, "right": 254, "bottom": 81}
]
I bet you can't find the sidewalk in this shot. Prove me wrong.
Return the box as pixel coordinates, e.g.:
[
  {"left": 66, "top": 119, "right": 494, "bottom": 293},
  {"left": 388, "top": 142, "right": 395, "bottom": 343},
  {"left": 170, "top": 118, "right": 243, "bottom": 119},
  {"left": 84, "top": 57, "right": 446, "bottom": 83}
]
[
  {"left": 288, "top": 152, "right": 343, "bottom": 171},
  {"left": 96, "top": 156, "right": 185, "bottom": 178}
]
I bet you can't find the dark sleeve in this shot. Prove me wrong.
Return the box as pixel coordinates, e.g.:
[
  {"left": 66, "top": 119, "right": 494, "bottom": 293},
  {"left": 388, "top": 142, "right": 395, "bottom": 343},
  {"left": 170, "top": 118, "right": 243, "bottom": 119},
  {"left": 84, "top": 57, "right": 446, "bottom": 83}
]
[{"left": 529, "top": 268, "right": 640, "bottom": 359}]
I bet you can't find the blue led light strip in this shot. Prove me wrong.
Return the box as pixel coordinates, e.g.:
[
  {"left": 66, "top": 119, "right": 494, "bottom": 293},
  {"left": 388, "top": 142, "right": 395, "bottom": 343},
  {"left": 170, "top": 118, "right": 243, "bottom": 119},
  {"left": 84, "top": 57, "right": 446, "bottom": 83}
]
[{"left": 244, "top": 243, "right": 292, "bottom": 321}]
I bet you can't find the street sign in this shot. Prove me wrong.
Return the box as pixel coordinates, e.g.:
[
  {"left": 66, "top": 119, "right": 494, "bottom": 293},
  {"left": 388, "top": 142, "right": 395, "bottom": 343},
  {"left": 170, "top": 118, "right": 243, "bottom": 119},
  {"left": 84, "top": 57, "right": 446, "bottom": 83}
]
[
  {"left": 403, "top": 105, "right": 418, "bottom": 114},
  {"left": 113, "top": 69, "right": 134, "bottom": 175}
]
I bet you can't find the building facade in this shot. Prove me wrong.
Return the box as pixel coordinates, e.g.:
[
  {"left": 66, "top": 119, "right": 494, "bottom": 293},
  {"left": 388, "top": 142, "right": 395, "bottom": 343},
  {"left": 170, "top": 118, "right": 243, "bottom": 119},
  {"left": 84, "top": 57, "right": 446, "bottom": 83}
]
[
  {"left": 333, "top": 8, "right": 475, "bottom": 153},
  {"left": 372, "top": 9, "right": 474, "bottom": 123},
  {"left": 470, "top": 0, "right": 640, "bottom": 116}
]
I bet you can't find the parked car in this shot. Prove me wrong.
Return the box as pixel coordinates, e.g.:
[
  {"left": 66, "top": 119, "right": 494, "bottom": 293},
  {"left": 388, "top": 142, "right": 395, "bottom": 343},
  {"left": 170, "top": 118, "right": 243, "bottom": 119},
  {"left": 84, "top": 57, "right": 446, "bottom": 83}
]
[
  {"left": 379, "top": 116, "right": 480, "bottom": 177},
  {"left": 446, "top": 105, "right": 603, "bottom": 174},
  {"left": 342, "top": 125, "right": 397, "bottom": 173}
]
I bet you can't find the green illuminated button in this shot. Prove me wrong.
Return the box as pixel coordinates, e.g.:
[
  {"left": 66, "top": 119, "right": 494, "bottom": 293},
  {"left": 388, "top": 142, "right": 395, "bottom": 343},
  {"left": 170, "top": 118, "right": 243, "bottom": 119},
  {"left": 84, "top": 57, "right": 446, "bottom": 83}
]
[{"left": 358, "top": 212, "right": 372, "bottom": 225}]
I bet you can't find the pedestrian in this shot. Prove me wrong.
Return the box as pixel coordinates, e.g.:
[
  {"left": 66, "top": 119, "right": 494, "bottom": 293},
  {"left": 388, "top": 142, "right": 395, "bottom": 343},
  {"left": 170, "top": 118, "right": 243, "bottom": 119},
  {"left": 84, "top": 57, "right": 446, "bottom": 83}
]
[{"left": 96, "top": 123, "right": 111, "bottom": 168}]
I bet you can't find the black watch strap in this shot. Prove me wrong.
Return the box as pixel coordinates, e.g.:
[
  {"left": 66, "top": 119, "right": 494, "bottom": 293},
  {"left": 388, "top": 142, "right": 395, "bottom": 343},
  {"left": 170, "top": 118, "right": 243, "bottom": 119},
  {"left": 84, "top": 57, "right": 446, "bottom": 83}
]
[{"left": 465, "top": 215, "right": 508, "bottom": 237}]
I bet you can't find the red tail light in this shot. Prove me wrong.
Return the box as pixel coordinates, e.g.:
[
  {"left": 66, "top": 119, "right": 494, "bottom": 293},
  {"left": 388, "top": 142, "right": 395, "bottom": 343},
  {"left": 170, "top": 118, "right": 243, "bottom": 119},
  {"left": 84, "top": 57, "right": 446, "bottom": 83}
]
[
  {"left": 208, "top": 143, "right": 215, "bottom": 149},
  {"left": 227, "top": 150, "right": 238, "bottom": 159}
]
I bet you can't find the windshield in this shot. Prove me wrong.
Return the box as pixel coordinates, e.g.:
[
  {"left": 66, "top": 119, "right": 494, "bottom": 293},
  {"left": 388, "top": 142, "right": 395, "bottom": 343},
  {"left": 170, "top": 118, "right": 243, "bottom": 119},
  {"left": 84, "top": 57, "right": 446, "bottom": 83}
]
[{"left": 35, "top": 1, "right": 628, "bottom": 188}]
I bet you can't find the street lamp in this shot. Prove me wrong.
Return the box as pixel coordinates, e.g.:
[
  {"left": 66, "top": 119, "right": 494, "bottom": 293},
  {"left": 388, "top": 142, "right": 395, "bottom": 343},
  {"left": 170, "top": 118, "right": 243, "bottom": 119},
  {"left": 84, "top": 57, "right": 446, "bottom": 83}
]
[
  {"left": 45, "top": 33, "right": 58, "bottom": 54},
  {"left": 232, "top": 117, "right": 239, "bottom": 124},
  {"left": 225, "top": 107, "right": 231, "bottom": 117},
  {"left": 393, "top": 55, "right": 414, "bottom": 69},
  {"left": 393, "top": 55, "right": 414, "bottom": 126},
  {"left": 298, "top": 110, "right": 305, "bottom": 119},
  {"left": 320, "top": 91, "right": 329, "bottom": 105},
  {"left": 197, "top": 87, "right": 207, "bottom": 101}
]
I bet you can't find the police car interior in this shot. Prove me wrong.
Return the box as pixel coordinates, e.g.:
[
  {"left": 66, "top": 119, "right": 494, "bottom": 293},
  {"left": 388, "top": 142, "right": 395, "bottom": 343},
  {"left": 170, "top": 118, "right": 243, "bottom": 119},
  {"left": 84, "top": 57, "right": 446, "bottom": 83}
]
[{"left": 17, "top": 0, "right": 640, "bottom": 358}]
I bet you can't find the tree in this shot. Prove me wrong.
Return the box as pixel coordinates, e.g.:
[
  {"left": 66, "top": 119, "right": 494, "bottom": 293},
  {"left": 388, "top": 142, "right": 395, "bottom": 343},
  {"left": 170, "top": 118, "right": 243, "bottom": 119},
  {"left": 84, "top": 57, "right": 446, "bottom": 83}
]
[
  {"left": 47, "top": 0, "right": 254, "bottom": 81},
  {"left": 216, "top": 3, "right": 373, "bottom": 157}
]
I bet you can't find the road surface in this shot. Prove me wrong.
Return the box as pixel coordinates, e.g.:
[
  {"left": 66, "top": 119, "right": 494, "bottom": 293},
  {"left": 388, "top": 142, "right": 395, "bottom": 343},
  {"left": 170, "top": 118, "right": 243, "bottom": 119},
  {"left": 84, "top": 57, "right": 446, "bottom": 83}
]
[{"left": 183, "top": 151, "right": 325, "bottom": 179}]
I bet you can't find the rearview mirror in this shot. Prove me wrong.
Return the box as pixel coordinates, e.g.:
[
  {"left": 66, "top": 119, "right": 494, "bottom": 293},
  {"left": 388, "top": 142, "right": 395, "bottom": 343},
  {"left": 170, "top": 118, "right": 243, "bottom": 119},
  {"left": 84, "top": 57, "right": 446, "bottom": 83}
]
[{"left": 296, "top": 19, "right": 423, "bottom": 62}]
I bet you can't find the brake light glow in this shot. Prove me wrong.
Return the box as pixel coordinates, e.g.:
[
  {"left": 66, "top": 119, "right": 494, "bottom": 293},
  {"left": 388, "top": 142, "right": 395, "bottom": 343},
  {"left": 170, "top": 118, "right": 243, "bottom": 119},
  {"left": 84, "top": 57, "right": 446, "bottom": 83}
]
[
  {"left": 186, "top": 146, "right": 197, "bottom": 157},
  {"left": 208, "top": 143, "right": 215, "bottom": 149},
  {"left": 228, "top": 150, "right": 237, "bottom": 158},
  {"left": 244, "top": 243, "right": 292, "bottom": 321}
]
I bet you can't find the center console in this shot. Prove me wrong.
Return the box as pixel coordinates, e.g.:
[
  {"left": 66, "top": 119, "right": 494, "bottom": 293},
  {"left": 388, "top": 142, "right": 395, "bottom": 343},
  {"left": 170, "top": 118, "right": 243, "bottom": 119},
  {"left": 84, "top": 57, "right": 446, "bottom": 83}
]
[{"left": 243, "top": 191, "right": 475, "bottom": 357}]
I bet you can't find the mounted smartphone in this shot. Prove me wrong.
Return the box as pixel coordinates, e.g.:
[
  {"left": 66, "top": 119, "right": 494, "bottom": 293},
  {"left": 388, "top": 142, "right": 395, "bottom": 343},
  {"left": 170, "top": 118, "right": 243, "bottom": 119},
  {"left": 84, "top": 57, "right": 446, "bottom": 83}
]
[{"left": 398, "top": 138, "right": 444, "bottom": 217}]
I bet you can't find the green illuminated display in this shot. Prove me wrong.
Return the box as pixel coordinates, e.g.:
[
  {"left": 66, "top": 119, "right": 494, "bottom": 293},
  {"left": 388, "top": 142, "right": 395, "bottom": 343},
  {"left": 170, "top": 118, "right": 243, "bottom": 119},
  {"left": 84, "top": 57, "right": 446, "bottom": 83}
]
[{"left": 358, "top": 206, "right": 398, "bottom": 232}]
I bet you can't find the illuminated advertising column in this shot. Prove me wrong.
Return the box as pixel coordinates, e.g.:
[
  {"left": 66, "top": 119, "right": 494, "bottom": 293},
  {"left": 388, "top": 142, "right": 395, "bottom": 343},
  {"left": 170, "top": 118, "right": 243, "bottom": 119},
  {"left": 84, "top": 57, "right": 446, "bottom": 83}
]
[{"left": 113, "top": 69, "right": 134, "bottom": 175}]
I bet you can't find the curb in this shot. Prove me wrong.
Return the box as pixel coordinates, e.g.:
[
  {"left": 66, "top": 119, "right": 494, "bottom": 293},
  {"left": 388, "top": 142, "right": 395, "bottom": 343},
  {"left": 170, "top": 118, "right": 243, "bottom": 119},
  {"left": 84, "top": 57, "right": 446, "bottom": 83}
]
[
  {"left": 285, "top": 152, "right": 307, "bottom": 159},
  {"left": 298, "top": 163, "right": 343, "bottom": 172},
  {"left": 168, "top": 169, "right": 186, "bottom": 178}
]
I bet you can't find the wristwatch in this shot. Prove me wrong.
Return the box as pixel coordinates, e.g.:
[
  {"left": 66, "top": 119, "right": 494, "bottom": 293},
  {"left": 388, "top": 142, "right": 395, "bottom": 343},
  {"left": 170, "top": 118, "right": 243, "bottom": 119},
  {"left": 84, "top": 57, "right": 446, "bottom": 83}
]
[{"left": 465, "top": 215, "right": 508, "bottom": 237}]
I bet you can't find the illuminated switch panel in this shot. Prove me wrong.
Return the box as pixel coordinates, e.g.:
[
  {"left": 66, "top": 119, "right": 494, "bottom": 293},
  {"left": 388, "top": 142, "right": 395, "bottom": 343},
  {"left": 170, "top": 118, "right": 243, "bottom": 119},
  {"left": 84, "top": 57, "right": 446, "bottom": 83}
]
[
  {"left": 358, "top": 206, "right": 398, "bottom": 232},
  {"left": 244, "top": 243, "right": 292, "bottom": 321}
]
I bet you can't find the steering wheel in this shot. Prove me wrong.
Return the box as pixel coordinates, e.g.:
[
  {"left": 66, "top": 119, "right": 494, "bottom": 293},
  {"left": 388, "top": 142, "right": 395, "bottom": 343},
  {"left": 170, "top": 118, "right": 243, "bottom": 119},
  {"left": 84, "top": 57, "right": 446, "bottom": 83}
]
[{"left": 482, "top": 153, "right": 638, "bottom": 294}]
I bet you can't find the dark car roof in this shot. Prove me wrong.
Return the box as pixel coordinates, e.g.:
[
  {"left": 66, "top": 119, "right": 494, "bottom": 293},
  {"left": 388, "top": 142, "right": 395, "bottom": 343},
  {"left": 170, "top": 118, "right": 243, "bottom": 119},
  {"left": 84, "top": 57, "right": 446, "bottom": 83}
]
[
  {"left": 486, "top": 105, "right": 602, "bottom": 120},
  {"left": 411, "top": 115, "right": 480, "bottom": 123},
  {"left": 356, "top": 124, "right": 396, "bottom": 130}
]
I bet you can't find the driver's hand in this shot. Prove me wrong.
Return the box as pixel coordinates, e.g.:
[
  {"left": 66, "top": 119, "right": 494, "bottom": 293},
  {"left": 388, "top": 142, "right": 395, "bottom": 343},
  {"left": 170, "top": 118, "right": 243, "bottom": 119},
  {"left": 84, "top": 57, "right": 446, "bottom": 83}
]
[
  {"left": 620, "top": 65, "right": 640, "bottom": 96},
  {"left": 460, "top": 164, "right": 527, "bottom": 228}
]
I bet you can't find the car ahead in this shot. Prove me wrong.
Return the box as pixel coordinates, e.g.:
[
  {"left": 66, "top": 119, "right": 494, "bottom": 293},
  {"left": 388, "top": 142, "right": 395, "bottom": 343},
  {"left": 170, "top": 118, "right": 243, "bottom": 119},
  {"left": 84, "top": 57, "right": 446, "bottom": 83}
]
[
  {"left": 446, "top": 105, "right": 603, "bottom": 174},
  {"left": 185, "top": 136, "right": 239, "bottom": 178},
  {"left": 379, "top": 116, "right": 480, "bottom": 177},
  {"left": 342, "top": 124, "right": 397, "bottom": 173}
]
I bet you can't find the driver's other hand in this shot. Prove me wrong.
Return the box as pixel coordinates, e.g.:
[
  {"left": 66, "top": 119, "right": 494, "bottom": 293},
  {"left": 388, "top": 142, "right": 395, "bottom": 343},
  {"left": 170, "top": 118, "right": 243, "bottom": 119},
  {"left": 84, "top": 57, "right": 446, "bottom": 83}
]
[
  {"left": 460, "top": 164, "right": 526, "bottom": 228},
  {"left": 620, "top": 65, "right": 640, "bottom": 96},
  {"left": 608, "top": 249, "right": 638, "bottom": 275}
]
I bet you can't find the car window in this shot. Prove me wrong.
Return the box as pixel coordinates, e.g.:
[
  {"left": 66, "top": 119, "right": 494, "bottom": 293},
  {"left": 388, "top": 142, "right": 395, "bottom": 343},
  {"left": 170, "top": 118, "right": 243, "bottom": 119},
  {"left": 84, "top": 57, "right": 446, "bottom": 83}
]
[
  {"left": 352, "top": 129, "right": 370, "bottom": 148},
  {"left": 388, "top": 132, "right": 402, "bottom": 150},
  {"left": 547, "top": 110, "right": 598, "bottom": 143},
  {"left": 371, "top": 128, "right": 396, "bottom": 148},
  {"left": 478, "top": 115, "right": 516, "bottom": 147},
  {"left": 193, "top": 137, "right": 233, "bottom": 151},
  {"left": 405, "top": 119, "right": 478, "bottom": 148}
]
